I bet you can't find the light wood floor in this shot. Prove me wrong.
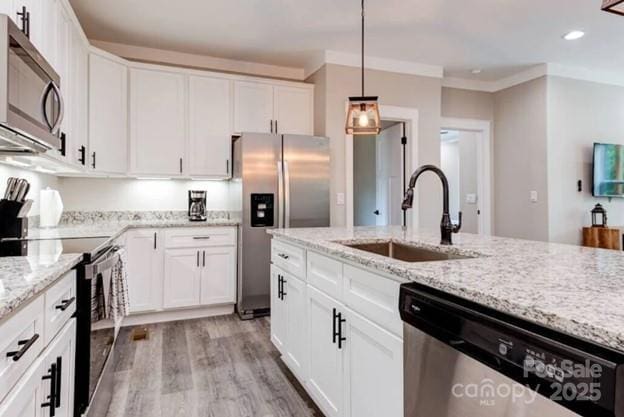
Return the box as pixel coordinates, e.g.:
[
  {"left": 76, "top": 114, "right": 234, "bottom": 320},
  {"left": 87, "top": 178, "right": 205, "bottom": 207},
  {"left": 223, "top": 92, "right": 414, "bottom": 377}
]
[{"left": 106, "top": 315, "right": 323, "bottom": 417}]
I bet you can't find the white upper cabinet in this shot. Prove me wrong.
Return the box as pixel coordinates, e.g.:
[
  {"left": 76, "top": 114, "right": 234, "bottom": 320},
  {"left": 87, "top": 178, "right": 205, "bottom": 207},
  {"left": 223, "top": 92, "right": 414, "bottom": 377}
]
[
  {"left": 188, "top": 75, "right": 232, "bottom": 178},
  {"left": 273, "top": 85, "right": 313, "bottom": 135},
  {"left": 129, "top": 68, "right": 186, "bottom": 176},
  {"left": 234, "top": 81, "right": 274, "bottom": 134},
  {"left": 89, "top": 51, "right": 128, "bottom": 174},
  {"left": 1, "top": 0, "right": 43, "bottom": 52},
  {"left": 68, "top": 25, "right": 88, "bottom": 168},
  {"left": 234, "top": 81, "right": 313, "bottom": 136}
]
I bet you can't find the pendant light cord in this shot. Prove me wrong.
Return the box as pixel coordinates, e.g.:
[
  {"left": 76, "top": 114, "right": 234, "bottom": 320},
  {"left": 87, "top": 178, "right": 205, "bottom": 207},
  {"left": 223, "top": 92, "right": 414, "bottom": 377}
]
[{"left": 361, "top": 0, "right": 365, "bottom": 97}]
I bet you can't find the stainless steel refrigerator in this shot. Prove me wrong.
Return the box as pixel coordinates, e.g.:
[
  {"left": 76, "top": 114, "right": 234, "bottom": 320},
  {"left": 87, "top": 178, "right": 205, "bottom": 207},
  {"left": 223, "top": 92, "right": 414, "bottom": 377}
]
[{"left": 233, "top": 133, "right": 330, "bottom": 319}]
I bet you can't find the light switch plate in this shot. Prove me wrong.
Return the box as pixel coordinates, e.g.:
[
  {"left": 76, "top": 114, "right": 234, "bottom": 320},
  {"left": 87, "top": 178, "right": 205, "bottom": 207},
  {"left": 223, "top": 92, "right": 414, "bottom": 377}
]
[
  {"left": 337, "top": 193, "right": 345, "bottom": 205},
  {"left": 530, "top": 191, "right": 538, "bottom": 203},
  {"left": 466, "top": 193, "right": 477, "bottom": 204}
]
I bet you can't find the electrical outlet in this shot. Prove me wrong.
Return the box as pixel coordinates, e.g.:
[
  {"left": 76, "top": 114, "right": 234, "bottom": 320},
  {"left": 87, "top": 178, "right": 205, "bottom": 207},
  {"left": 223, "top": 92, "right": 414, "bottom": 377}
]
[
  {"left": 530, "top": 191, "right": 538, "bottom": 203},
  {"left": 337, "top": 193, "right": 345, "bottom": 206}
]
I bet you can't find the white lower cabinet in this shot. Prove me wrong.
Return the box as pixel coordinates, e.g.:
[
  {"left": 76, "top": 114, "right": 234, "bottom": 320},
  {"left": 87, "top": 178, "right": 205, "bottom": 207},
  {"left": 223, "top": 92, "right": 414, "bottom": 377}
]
[
  {"left": 164, "top": 248, "right": 202, "bottom": 309},
  {"left": 343, "top": 307, "right": 403, "bottom": 417},
  {"left": 125, "top": 229, "right": 163, "bottom": 313},
  {"left": 0, "top": 319, "right": 76, "bottom": 417},
  {"left": 306, "top": 286, "right": 344, "bottom": 417},
  {"left": 271, "top": 242, "right": 404, "bottom": 417}
]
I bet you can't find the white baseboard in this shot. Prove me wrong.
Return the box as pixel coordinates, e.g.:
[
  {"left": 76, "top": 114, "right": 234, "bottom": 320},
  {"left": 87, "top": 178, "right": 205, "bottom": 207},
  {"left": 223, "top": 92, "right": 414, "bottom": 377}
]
[{"left": 121, "top": 304, "right": 235, "bottom": 327}]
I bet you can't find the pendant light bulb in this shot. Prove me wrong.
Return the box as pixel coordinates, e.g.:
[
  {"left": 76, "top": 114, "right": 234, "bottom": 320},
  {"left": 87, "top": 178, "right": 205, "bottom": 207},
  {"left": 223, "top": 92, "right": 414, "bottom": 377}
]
[{"left": 358, "top": 113, "right": 369, "bottom": 127}]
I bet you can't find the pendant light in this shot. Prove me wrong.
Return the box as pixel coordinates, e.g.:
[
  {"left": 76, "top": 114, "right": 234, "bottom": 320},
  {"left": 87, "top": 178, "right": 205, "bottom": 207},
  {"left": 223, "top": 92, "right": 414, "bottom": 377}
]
[
  {"left": 345, "top": 0, "right": 381, "bottom": 135},
  {"left": 602, "top": 0, "right": 624, "bottom": 15}
]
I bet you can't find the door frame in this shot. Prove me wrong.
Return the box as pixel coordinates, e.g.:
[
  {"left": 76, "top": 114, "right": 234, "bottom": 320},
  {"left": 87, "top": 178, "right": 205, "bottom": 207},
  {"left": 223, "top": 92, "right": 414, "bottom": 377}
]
[
  {"left": 346, "top": 105, "right": 419, "bottom": 228},
  {"left": 440, "top": 117, "right": 493, "bottom": 235}
]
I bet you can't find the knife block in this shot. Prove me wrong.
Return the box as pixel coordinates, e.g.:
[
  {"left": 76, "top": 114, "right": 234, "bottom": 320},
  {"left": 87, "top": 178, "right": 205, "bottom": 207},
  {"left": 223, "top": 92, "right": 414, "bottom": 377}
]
[{"left": 0, "top": 199, "right": 29, "bottom": 239}]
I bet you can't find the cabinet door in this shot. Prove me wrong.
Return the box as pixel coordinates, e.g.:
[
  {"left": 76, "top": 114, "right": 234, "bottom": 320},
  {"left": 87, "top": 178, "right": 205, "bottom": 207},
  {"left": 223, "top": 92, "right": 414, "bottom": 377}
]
[
  {"left": 89, "top": 53, "right": 128, "bottom": 174},
  {"left": 38, "top": 0, "right": 57, "bottom": 65},
  {"left": 284, "top": 274, "right": 308, "bottom": 382},
  {"left": 129, "top": 68, "right": 186, "bottom": 175},
  {"left": 68, "top": 27, "right": 88, "bottom": 167},
  {"left": 270, "top": 265, "right": 287, "bottom": 354},
  {"left": 306, "top": 286, "right": 343, "bottom": 417},
  {"left": 164, "top": 249, "right": 201, "bottom": 309},
  {"left": 188, "top": 76, "right": 232, "bottom": 177},
  {"left": 0, "top": 361, "right": 44, "bottom": 417},
  {"left": 126, "top": 229, "right": 163, "bottom": 313},
  {"left": 343, "top": 308, "right": 402, "bottom": 417},
  {"left": 233, "top": 81, "right": 273, "bottom": 134},
  {"left": 273, "top": 85, "right": 313, "bottom": 135},
  {"left": 55, "top": 3, "right": 71, "bottom": 143},
  {"left": 199, "top": 246, "right": 236, "bottom": 305},
  {"left": 9, "top": 0, "right": 43, "bottom": 52},
  {"left": 39, "top": 320, "right": 76, "bottom": 417}
]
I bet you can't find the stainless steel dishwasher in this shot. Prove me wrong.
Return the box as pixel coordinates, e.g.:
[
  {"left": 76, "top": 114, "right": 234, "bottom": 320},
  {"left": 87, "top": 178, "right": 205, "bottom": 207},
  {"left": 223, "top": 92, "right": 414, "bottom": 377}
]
[{"left": 399, "top": 282, "right": 624, "bottom": 417}]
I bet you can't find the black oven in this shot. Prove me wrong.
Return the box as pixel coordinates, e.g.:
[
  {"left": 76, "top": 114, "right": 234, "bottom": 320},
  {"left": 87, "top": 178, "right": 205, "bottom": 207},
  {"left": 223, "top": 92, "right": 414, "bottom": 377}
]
[
  {"left": 75, "top": 244, "right": 123, "bottom": 417},
  {"left": 0, "top": 14, "right": 63, "bottom": 153}
]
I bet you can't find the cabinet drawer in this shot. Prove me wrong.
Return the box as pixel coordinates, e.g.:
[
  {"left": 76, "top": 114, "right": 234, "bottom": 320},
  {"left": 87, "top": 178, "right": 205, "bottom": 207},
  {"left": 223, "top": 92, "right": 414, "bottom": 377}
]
[
  {"left": 307, "top": 251, "right": 343, "bottom": 301},
  {"left": 271, "top": 240, "right": 306, "bottom": 279},
  {"left": 164, "top": 227, "right": 236, "bottom": 248},
  {"left": 343, "top": 264, "right": 402, "bottom": 337},
  {"left": 44, "top": 270, "right": 77, "bottom": 345},
  {"left": 0, "top": 296, "right": 45, "bottom": 403}
]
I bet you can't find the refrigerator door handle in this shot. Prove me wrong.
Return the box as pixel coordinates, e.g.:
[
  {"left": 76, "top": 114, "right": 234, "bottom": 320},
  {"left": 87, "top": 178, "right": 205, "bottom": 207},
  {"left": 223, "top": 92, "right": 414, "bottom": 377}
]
[
  {"left": 284, "top": 161, "right": 291, "bottom": 228},
  {"left": 277, "top": 161, "right": 284, "bottom": 228}
]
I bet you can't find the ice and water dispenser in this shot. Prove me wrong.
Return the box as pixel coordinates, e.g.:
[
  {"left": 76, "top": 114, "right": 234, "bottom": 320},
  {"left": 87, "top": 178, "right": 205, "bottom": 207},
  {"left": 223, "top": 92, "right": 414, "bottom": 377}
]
[{"left": 250, "top": 194, "right": 274, "bottom": 227}]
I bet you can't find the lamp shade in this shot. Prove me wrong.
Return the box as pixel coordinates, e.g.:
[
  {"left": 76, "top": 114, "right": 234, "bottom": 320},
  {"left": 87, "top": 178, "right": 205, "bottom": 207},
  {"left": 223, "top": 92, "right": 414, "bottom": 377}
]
[
  {"left": 603, "top": 0, "right": 624, "bottom": 15},
  {"left": 345, "top": 96, "right": 381, "bottom": 135}
]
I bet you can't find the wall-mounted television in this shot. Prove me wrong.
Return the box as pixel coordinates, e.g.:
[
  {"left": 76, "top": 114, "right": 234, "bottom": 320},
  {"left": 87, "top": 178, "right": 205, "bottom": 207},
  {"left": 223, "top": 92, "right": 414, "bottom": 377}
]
[{"left": 593, "top": 142, "right": 624, "bottom": 197}]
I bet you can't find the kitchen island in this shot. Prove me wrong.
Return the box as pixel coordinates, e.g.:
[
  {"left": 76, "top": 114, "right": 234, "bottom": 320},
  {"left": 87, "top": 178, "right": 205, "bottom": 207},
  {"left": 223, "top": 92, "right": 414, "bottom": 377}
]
[{"left": 268, "top": 225, "right": 624, "bottom": 417}]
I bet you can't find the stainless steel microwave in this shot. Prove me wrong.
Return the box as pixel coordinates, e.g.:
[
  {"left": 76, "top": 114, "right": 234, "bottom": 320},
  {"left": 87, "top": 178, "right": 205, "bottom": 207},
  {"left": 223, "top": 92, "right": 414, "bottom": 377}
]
[{"left": 0, "top": 14, "right": 63, "bottom": 153}]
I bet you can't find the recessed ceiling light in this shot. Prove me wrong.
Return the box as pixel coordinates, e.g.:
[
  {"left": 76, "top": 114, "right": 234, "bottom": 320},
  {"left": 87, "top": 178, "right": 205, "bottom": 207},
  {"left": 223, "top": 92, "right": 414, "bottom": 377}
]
[
  {"left": 471, "top": 69, "right": 482, "bottom": 74},
  {"left": 563, "top": 30, "right": 585, "bottom": 40}
]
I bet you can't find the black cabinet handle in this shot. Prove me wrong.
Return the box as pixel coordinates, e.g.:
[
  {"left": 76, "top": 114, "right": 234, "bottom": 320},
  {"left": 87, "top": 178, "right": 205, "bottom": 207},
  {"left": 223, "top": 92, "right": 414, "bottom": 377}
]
[
  {"left": 153, "top": 232, "right": 157, "bottom": 250},
  {"left": 277, "top": 275, "right": 282, "bottom": 300},
  {"left": 338, "top": 313, "right": 346, "bottom": 349},
  {"left": 6, "top": 333, "right": 39, "bottom": 362},
  {"left": 91, "top": 152, "right": 96, "bottom": 169},
  {"left": 203, "top": 250, "right": 206, "bottom": 267},
  {"left": 55, "top": 356, "right": 62, "bottom": 408},
  {"left": 17, "top": 6, "right": 30, "bottom": 38},
  {"left": 179, "top": 158, "right": 183, "bottom": 173},
  {"left": 197, "top": 251, "right": 200, "bottom": 267},
  {"left": 59, "top": 132, "right": 66, "bottom": 156},
  {"left": 270, "top": 120, "right": 274, "bottom": 133},
  {"left": 55, "top": 297, "right": 75, "bottom": 311},
  {"left": 226, "top": 159, "right": 229, "bottom": 175},
  {"left": 332, "top": 308, "right": 338, "bottom": 344},
  {"left": 281, "top": 277, "right": 287, "bottom": 298},
  {"left": 78, "top": 145, "right": 86, "bottom": 165},
  {"left": 275, "top": 120, "right": 278, "bottom": 134},
  {"left": 41, "top": 362, "right": 57, "bottom": 417},
  {"left": 278, "top": 253, "right": 289, "bottom": 260}
]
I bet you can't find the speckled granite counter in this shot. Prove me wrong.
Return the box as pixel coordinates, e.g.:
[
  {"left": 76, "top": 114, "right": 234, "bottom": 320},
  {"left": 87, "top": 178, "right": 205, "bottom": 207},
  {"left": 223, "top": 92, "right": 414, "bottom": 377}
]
[
  {"left": 0, "top": 211, "right": 239, "bottom": 322},
  {"left": 0, "top": 254, "right": 83, "bottom": 320},
  {"left": 268, "top": 226, "right": 624, "bottom": 352}
]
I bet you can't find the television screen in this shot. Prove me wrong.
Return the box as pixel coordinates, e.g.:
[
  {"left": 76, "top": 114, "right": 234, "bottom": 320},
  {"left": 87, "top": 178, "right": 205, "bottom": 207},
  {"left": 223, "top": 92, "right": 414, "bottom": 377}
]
[{"left": 593, "top": 143, "right": 624, "bottom": 197}]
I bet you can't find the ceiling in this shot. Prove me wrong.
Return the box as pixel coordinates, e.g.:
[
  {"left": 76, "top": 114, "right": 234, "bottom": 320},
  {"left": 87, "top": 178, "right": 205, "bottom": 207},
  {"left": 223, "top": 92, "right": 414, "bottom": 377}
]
[{"left": 69, "top": 0, "right": 624, "bottom": 81}]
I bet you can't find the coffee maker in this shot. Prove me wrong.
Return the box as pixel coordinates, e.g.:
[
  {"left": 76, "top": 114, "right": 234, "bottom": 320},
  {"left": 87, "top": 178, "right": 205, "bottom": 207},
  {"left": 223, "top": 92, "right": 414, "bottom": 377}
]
[{"left": 188, "top": 190, "right": 207, "bottom": 221}]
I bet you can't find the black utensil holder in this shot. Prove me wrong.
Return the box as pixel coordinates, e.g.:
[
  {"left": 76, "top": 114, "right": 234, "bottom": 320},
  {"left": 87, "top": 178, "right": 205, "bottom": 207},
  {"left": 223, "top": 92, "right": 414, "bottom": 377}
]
[{"left": 0, "top": 199, "right": 29, "bottom": 239}]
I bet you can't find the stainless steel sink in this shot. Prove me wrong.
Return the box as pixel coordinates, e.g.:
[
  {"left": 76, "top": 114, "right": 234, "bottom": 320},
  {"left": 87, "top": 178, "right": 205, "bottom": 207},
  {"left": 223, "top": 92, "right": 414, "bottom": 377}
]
[{"left": 340, "top": 241, "right": 474, "bottom": 262}]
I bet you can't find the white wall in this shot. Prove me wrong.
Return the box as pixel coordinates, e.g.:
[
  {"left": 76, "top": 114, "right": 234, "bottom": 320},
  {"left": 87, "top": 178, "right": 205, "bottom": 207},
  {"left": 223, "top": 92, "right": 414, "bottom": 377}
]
[
  {"left": 0, "top": 165, "right": 60, "bottom": 216},
  {"left": 58, "top": 177, "right": 231, "bottom": 212},
  {"left": 547, "top": 76, "right": 624, "bottom": 244}
]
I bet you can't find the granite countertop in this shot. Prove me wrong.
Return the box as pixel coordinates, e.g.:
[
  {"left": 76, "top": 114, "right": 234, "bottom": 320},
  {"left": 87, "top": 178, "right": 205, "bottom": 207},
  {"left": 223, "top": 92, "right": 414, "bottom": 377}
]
[
  {"left": 268, "top": 226, "right": 624, "bottom": 352},
  {"left": 0, "top": 211, "right": 240, "bottom": 322},
  {"left": 0, "top": 254, "right": 83, "bottom": 320}
]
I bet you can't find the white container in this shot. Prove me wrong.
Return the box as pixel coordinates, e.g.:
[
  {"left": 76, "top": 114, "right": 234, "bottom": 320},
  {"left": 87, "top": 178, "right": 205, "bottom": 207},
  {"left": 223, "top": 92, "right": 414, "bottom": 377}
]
[{"left": 39, "top": 188, "right": 63, "bottom": 228}]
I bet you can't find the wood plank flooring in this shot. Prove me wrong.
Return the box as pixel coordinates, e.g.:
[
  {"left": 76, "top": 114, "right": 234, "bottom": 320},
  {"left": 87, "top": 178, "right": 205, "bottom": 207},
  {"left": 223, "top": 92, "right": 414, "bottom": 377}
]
[{"left": 106, "top": 315, "right": 323, "bottom": 417}]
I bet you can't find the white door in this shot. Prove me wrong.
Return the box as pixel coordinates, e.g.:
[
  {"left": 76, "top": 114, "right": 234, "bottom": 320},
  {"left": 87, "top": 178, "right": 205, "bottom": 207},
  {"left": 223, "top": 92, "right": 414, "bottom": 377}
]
[
  {"left": 0, "top": 361, "right": 44, "bottom": 417},
  {"left": 188, "top": 76, "right": 232, "bottom": 177},
  {"left": 68, "top": 27, "right": 88, "bottom": 168},
  {"left": 306, "top": 286, "right": 343, "bottom": 417},
  {"left": 284, "top": 274, "right": 308, "bottom": 382},
  {"left": 270, "top": 265, "right": 287, "bottom": 354},
  {"left": 233, "top": 81, "right": 273, "bottom": 134},
  {"left": 376, "top": 124, "right": 403, "bottom": 226},
  {"left": 273, "top": 86, "right": 313, "bottom": 135},
  {"left": 40, "top": 320, "right": 76, "bottom": 417},
  {"left": 126, "top": 229, "right": 163, "bottom": 313},
  {"left": 164, "top": 248, "right": 201, "bottom": 309},
  {"left": 89, "top": 53, "right": 128, "bottom": 174},
  {"left": 130, "top": 68, "right": 186, "bottom": 175},
  {"left": 199, "top": 246, "right": 236, "bottom": 305},
  {"left": 343, "top": 308, "right": 402, "bottom": 417}
]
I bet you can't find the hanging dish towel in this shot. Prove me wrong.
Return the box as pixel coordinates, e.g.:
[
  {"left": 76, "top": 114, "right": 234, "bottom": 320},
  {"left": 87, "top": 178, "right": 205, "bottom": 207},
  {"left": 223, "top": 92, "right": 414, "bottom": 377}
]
[
  {"left": 91, "top": 273, "right": 107, "bottom": 323},
  {"left": 108, "top": 248, "right": 130, "bottom": 324}
]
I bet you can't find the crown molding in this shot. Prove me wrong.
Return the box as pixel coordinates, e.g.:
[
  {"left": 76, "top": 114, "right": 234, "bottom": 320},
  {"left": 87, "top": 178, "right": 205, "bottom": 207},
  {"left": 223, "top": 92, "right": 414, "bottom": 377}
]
[{"left": 304, "top": 50, "right": 444, "bottom": 79}]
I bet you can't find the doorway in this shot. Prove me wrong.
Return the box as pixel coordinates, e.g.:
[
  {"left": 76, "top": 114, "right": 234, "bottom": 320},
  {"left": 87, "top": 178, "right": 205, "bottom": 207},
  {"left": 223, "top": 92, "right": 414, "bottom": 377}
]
[
  {"left": 439, "top": 118, "right": 493, "bottom": 235},
  {"left": 353, "top": 122, "right": 406, "bottom": 226}
]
